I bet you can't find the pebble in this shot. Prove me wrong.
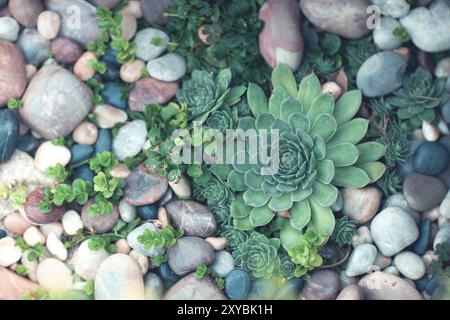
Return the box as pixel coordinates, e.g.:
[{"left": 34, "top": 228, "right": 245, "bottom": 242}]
[
  {"left": 21, "top": 250, "right": 38, "bottom": 281},
  {"left": 95, "top": 129, "right": 112, "bottom": 153},
  {"left": 157, "top": 207, "right": 169, "bottom": 228},
  {"left": 356, "top": 51, "right": 407, "bottom": 97},
  {"left": 88, "top": 0, "right": 122, "bottom": 8},
  {"left": 125, "top": 165, "right": 168, "bottom": 206},
  {"left": 120, "top": 13, "right": 137, "bottom": 41},
  {"left": 0, "top": 40, "right": 27, "bottom": 106},
  {"left": 157, "top": 262, "right": 181, "bottom": 284},
  {"left": 373, "top": 253, "right": 391, "bottom": 270},
  {"left": 443, "top": 102, "right": 450, "bottom": 125},
  {"left": 137, "top": 204, "right": 158, "bottom": 221},
  {"left": 158, "top": 188, "right": 173, "bottom": 207},
  {"left": 25, "top": 188, "right": 66, "bottom": 224},
  {"left": 134, "top": 28, "right": 169, "bottom": 61},
  {"left": 140, "top": 0, "right": 176, "bottom": 25},
  {"left": 383, "top": 193, "right": 420, "bottom": 224},
  {"left": 37, "top": 10, "right": 61, "bottom": 40},
  {"left": 433, "top": 223, "right": 450, "bottom": 250},
  {"left": 224, "top": 269, "right": 251, "bottom": 300},
  {"left": 9, "top": 0, "right": 43, "bottom": 27},
  {"left": 422, "top": 121, "right": 440, "bottom": 142},
  {"left": 336, "top": 284, "right": 365, "bottom": 300},
  {"left": 62, "top": 210, "right": 83, "bottom": 236},
  {"left": 93, "top": 104, "right": 128, "bottom": 129},
  {"left": 46, "top": 233, "right": 67, "bottom": 261},
  {"left": 128, "top": 77, "right": 179, "bottom": 112},
  {"left": 166, "top": 200, "right": 217, "bottom": 238},
  {"left": 4, "top": 212, "right": 32, "bottom": 235},
  {"left": 144, "top": 272, "right": 164, "bottom": 300},
  {"left": 115, "top": 238, "right": 131, "bottom": 254},
  {"left": 23, "top": 226, "right": 46, "bottom": 247},
  {"left": 423, "top": 207, "right": 441, "bottom": 221},
  {"left": 321, "top": 82, "right": 342, "bottom": 100},
  {"left": 102, "top": 61, "right": 120, "bottom": 82},
  {"left": 147, "top": 53, "right": 186, "bottom": 82},
  {"left": 74, "top": 240, "right": 110, "bottom": 281},
  {"left": 45, "top": 0, "right": 102, "bottom": 48},
  {"left": 121, "top": 1, "right": 143, "bottom": 18},
  {"left": 371, "top": 0, "right": 410, "bottom": 18},
  {"left": 120, "top": 59, "right": 146, "bottom": 83},
  {"left": 414, "top": 219, "right": 431, "bottom": 256},
  {"left": 39, "top": 221, "right": 64, "bottom": 238},
  {"left": 211, "top": 250, "right": 235, "bottom": 278},
  {"left": 0, "top": 266, "right": 39, "bottom": 300},
  {"left": 0, "top": 110, "right": 20, "bottom": 164},
  {"left": 163, "top": 273, "right": 226, "bottom": 300},
  {"left": 414, "top": 142, "right": 448, "bottom": 176},
  {"left": 300, "top": 0, "right": 371, "bottom": 39},
  {"left": 425, "top": 274, "right": 440, "bottom": 295},
  {"left": 352, "top": 226, "right": 373, "bottom": 247},
  {"left": 0, "top": 237, "right": 22, "bottom": 267},
  {"left": 74, "top": 51, "right": 97, "bottom": 81},
  {"left": 342, "top": 187, "right": 382, "bottom": 224},
  {"left": 20, "top": 65, "right": 93, "bottom": 140},
  {"left": 70, "top": 144, "right": 94, "bottom": 165},
  {"left": 127, "top": 223, "right": 165, "bottom": 257},
  {"left": 274, "top": 278, "right": 304, "bottom": 300},
  {"left": 373, "top": 17, "right": 403, "bottom": 50},
  {"left": 168, "top": 174, "right": 192, "bottom": 199},
  {"left": 95, "top": 254, "right": 145, "bottom": 300},
  {"left": 403, "top": 173, "right": 447, "bottom": 211},
  {"left": 359, "top": 271, "right": 422, "bottom": 300},
  {"left": 72, "top": 164, "right": 94, "bottom": 183},
  {"left": 435, "top": 57, "right": 450, "bottom": 79},
  {"left": 299, "top": 269, "right": 340, "bottom": 300},
  {"left": 399, "top": 0, "right": 450, "bottom": 52},
  {"left": 110, "top": 164, "right": 130, "bottom": 179},
  {"left": 118, "top": 199, "right": 137, "bottom": 223},
  {"left": 394, "top": 251, "right": 426, "bottom": 280},
  {"left": 0, "top": 16, "right": 19, "bottom": 41},
  {"left": 101, "top": 82, "right": 127, "bottom": 110},
  {"left": 113, "top": 120, "right": 148, "bottom": 161},
  {"left": 129, "top": 250, "right": 150, "bottom": 275},
  {"left": 258, "top": 0, "right": 304, "bottom": 70},
  {"left": 437, "top": 216, "right": 449, "bottom": 229},
  {"left": 167, "top": 236, "right": 215, "bottom": 276},
  {"left": 36, "top": 258, "right": 72, "bottom": 292},
  {"left": 423, "top": 250, "right": 439, "bottom": 274},
  {"left": 26, "top": 64, "right": 37, "bottom": 79},
  {"left": 0, "top": 229, "right": 6, "bottom": 239},
  {"left": 205, "top": 237, "right": 228, "bottom": 251},
  {"left": 34, "top": 141, "right": 71, "bottom": 172},
  {"left": 73, "top": 121, "right": 98, "bottom": 145},
  {"left": 51, "top": 37, "right": 83, "bottom": 64},
  {"left": 18, "top": 135, "right": 40, "bottom": 157},
  {"left": 345, "top": 244, "right": 378, "bottom": 277},
  {"left": 16, "top": 28, "right": 50, "bottom": 66},
  {"left": 81, "top": 199, "right": 119, "bottom": 234},
  {"left": 370, "top": 207, "right": 419, "bottom": 257},
  {"left": 439, "top": 191, "right": 450, "bottom": 218}
]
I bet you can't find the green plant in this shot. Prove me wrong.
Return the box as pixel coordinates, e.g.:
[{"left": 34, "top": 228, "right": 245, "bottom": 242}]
[
  {"left": 20, "top": 287, "right": 49, "bottom": 300},
  {"left": 432, "top": 243, "right": 450, "bottom": 281},
  {"left": 88, "top": 235, "right": 116, "bottom": 253},
  {"left": 233, "top": 231, "right": 281, "bottom": 279},
  {"left": 215, "top": 277, "right": 225, "bottom": 289},
  {"left": 219, "top": 227, "right": 249, "bottom": 252},
  {"left": 93, "top": 172, "right": 125, "bottom": 201},
  {"left": 7, "top": 98, "right": 22, "bottom": 109},
  {"left": 88, "top": 59, "right": 107, "bottom": 75},
  {"left": 195, "top": 264, "right": 209, "bottom": 279},
  {"left": 83, "top": 280, "right": 95, "bottom": 296},
  {"left": 226, "top": 65, "right": 386, "bottom": 237},
  {"left": 137, "top": 225, "right": 184, "bottom": 250},
  {"left": 331, "top": 216, "right": 357, "bottom": 247},
  {"left": 153, "top": 254, "right": 169, "bottom": 267},
  {"left": 15, "top": 237, "right": 44, "bottom": 262},
  {"left": 278, "top": 253, "right": 296, "bottom": 280},
  {"left": 89, "top": 151, "right": 119, "bottom": 174},
  {"left": 376, "top": 168, "right": 403, "bottom": 196},
  {"left": 387, "top": 67, "right": 449, "bottom": 128},
  {"left": 392, "top": 27, "right": 410, "bottom": 43},
  {"left": 15, "top": 264, "right": 29, "bottom": 277},
  {"left": 344, "top": 37, "right": 377, "bottom": 88},
  {"left": 176, "top": 68, "right": 246, "bottom": 123},
  {"left": 8, "top": 183, "right": 28, "bottom": 209},
  {"left": 86, "top": 78, "right": 105, "bottom": 105},
  {"left": 39, "top": 179, "right": 93, "bottom": 213},
  {"left": 45, "top": 164, "right": 70, "bottom": 183}
]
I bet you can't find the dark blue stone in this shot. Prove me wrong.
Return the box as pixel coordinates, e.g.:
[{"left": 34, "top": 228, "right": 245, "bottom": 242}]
[
  {"left": 0, "top": 0, "right": 7, "bottom": 8},
  {"left": 137, "top": 204, "right": 158, "bottom": 220},
  {"left": 101, "top": 82, "right": 127, "bottom": 110},
  {"left": 273, "top": 278, "right": 304, "bottom": 300},
  {"left": 102, "top": 62, "right": 120, "bottom": 82},
  {"left": 442, "top": 100, "right": 450, "bottom": 124},
  {"left": 224, "top": 269, "right": 252, "bottom": 300},
  {"left": 414, "top": 142, "right": 449, "bottom": 176},
  {"left": 17, "top": 134, "right": 41, "bottom": 157},
  {"left": 0, "top": 110, "right": 20, "bottom": 164},
  {"left": 414, "top": 219, "right": 431, "bottom": 255},
  {"left": 157, "top": 262, "right": 181, "bottom": 283},
  {"left": 72, "top": 164, "right": 94, "bottom": 183},
  {"left": 70, "top": 144, "right": 94, "bottom": 165},
  {"left": 158, "top": 188, "right": 173, "bottom": 207},
  {"left": 95, "top": 129, "right": 112, "bottom": 153},
  {"left": 102, "top": 49, "right": 120, "bottom": 66},
  {"left": 426, "top": 274, "right": 440, "bottom": 295},
  {"left": 414, "top": 276, "right": 429, "bottom": 292},
  {"left": 0, "top": 229, "right": 6, "bottom": 239}
]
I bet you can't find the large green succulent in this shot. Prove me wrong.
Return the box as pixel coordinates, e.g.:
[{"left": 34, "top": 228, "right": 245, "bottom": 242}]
[
  {"left": 176, "top": 68, "right": 246, "bottom": 123},
  {"left": 387, "top": 67, "right": 449, "bottom": 128},
  {"left": 226, "top": 65, "right": 386, "bottom": 237},
  {"left": 233, "top": 231, "right": 281, "bottom": 279}
]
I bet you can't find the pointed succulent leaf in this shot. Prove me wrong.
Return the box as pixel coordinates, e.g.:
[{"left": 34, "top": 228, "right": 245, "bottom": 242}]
[
  {"left": 298, "top": 73, "right": 321, "bottom": 113},
  {"left": 327, "top": 118, "right": 368, "bottom": 146},
  {"left": 216, "top": 68, "right": 232, "bottom": 94},
  {"left": 281, "top": 222, "right": 303, "bottom": 250},
  {"left": 310, "top": 113, "right": 337, "bottom": 142},
  {"left": 312, "top": 136, "right": 326, "bottom": 160},
  {"left": 233, "top": 217, "right": 253, "bottom": 231},
  {"left": 309, "top": 197, "right": 335, "bottom": 236},
  {"left": 290, "top": 200, "right": 311, "bottom": 231},
  {"left": 334, "top": 90, "right": 362, "bottom": 126},
  {"left": 268, "top": 192, "right": 293, "bottom": 212},
  {"left": 255, "top": 112, "right": 275, "bottom": 130},
  {"left": 306, "top": 93, "right": 335, "bottom": 124},
  {"left": 289, "top": 112, "right": 310, "bottom": 132},
  {"left": 249, "top": 205, "right": 275, "bottom": 227},
  {"left": 269, "top": 87, "right": 288, "bottom": 119},
  {"left": 230, "top": 194, "right": 251, "bottom": 219},
  {"left": 311, "top": 182, "right": 338, "bottom": 207},
  {"left": 332, "top": 166, "right": 371, "bottom": 188},
  {"left": 244, "top": 170, "right": 264, "bottom": 191},
  {"left": 326, "top": 143, "right": 359, "bottom": 167},
  {"left": 247, "top": 83, "right": 268, "bottom": 116},
  {"left": 224, "top": 86, "right": 246, "bottom": 106},
  {"left": 243, "top": 189, "right": 270, "bottom": 207},
  {"left": 280, "top": 97, "right": 303, "bottom": 122},
  {"left": 356, "top": 142, "right": 386, "bottom": 163},
  {"left": 272, "top": 64, "right": 297, "bottom": 98},
  {"left": 227, "top": 170, "right": 247, "bottom": 192},
  {"left": 355, "top": 162, "right": 387, "bottom": 182},
  {"left": 316, "top": 159, "right": 335, "bottom": 184}
]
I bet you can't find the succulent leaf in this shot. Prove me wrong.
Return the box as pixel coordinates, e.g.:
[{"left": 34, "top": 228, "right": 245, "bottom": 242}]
[{"left": 247, "top": 83, "right": 268, "bottom": 117}]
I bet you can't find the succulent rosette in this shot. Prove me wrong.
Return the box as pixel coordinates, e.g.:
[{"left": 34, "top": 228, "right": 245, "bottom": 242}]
[{"left": 226, "top": 64, "right": 386, "bottom": 238}]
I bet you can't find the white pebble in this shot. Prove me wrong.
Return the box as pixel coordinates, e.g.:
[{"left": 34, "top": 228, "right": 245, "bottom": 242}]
[
  {"left": 46, "top": 233, "right": 68, "bottom": 261},
  {"left": 39, "top": 222, "right": 64, "bottom": 239},
  {"left": 119, "top": 199, "right": 137, "bottom": 223},
  {"left": 394, "top": 251, "right": 426, "bottom": 280},
  {"left": 36, "top": 258, "right": 73, "bottom": 291},
  {"left": 62, "top": 210, "right": 84, "bottom": 236},
  {"left": 129, "top": 250, "right": 149, "bottom": 274},
  {"left": 37, "top": 11, "right": 61, "bottom": 40},
  {"left": 422, "top": 121, "right": 440, "bottom": 141},
  {"left": 352, "top": 226, "right": 373, "bottom": 247},
  {"left": 0, "top": 16, "right": 20, "bottom": 42},
  {"left": 0, "top": 237, "right": 22, "bottom": 267},
  {"left": 23, "top": 226, "right": 46, "bottom": 247},
  {"left": 34, "top": 141, "right": 71, "bottom": 172}
]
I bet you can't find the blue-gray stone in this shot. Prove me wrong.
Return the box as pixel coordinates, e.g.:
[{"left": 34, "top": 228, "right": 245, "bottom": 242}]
[
  {"left": 0, "top": 229, "right": 6, "bottom": 239},
  {"left": 137, "top": 204, "right": 158, "bottom": 220},
  {"left": 0, "top": 0, "right": 7, "bottom": 7},
  {"left": 224, "top": 269, "right": 251, "bottom": 300},
  {"left": 414, "top": 276, "right": 429, "bottom": 292},
  {"left": 0, "top": 109, "right": 20, "bottom": 163},
  {"left": 17, "top": 134, "right": 40, "bottom": 157},
  {"left": 146, "top": 53, "right": 187, "bottom": 82},
  {"left": 72, "top": 164, "right": 94, "bottom": 182},
  {"left": 414, "top": 219, "right": 431, "bottom": 256},
  {"left": 102, "top": 62, "right": 120, "bottom": 82},
  {"left": 273, "top": 278, "right": 304, "bottom": 300},
  {"left": 17, "top": 28, "right": 51, "bottom": 66},
  {"left": 414, "top": 142, "right": 449, "bottom": 176},
  {"left": 158, "top": 188, "right": 173, "bottom": 207},
  {"left": 102, "top": 49, "right": 120, "bottom": 66},
  {"left": 373, "top": 17, "right": 403, "bottom": 50},
  {"left": 95, "top": 129, "right": 112, "bottom": 153},
  {"left": 157, "top": 262, "right": 181, "bottom": 283},
  {"left": 426, "top": 274, "right": 440, "bottom": 295},
  {"left": 442, "top": 100, "right": 450, "bottom": 124},
  {"left": 70, "top": 144, "right": 94, "bottom": 165},
  {"left": 101, "top": 82, "right": 127, "bottom": 110}
]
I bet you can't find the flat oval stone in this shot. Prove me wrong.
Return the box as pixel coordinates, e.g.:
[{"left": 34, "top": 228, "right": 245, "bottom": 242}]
[
  {"left": 224, "top": 269, "right": 251, "bottom": 300},
  {"left": 81, "top": 198, "right": 119, "bottom": 234},
  {"left": 345, "top": 244, "right": 378, "bottom": 277},
  {"left": 163, "top": 273, "right": 227, "bottom": 300},
  {"left": 0, "top": 237, "right": 22, "bottom": 267},
  {"left": 74, "top": 240, "right": 110, "bottom": 281},
  {"left": 167, "top": 236, "right": 215, "bottom": 276},
  {"left": 258, "top": 0, "right": 303, "bottom": 70},
  {"left": 299, "top": 269, "right": 340, "bottom": 300},
  {"left": 371, "top": 0, "right": 410, "bottom": 18},
  {"left": 19, "top": 65, "right": 92, "bottom": 140},
  {"left": 112, "top": 120, "right": 148, "bottom": 161},
  {"left": 165, "top": 200, "right": 217, "bottom": 238},
  {"left": 95, "top": 253, "right": 145, "bottom": 300},
  {"left": 17, "top": 28, "right": 51, "bottom": 66},
  {"left": 0, "top": 109, "right": 20, "bottom": 164},
  {"left": 126, "top": 222, "right": 166, "bottom": 257},
  {"left": 403, "top": 173, "right": 447, "bottom": 211},
  {"left": 9, "top": 0, "right": 43, "bottom": 27},
  {"left": 134, "top": 27, "right": 169, "bottom": 61},
  {"left": 373, "top": 17, "right": 403, "bottom": 50},
  {"left": 25, "top": 188, "right": 66, "bottom": 224},
  {"left": 359, "top": 271, "right": 422, "bottom": 300},
  {"left": 394, "top": 251, "right": 426, "bottom": 280},
  {"left": 140, "top": 0, "right": 176, "bottom": 25},
  {"left": 342, "top": 187, "right": 382, "bottom": 224},
  {"left": 0, "top": 40, "right": 27, "bottom": 106},
  {"left": 93, "top": 104, "right": 128, "bottom": 129},
  {"left": 36, "top": 258, "right": 73, "bottom": 292},
  {"left": 128, "top": 77, "right": 179, "bottom": 112},
  {"left": 414, "top": 142, "right": 449, "bottom": 176},
  {"left": 51, "top": 37, "right": 83, "bottom": 64},
  {"left": 144, "top": 272, "right": 164, "bottom": 300},
  {"left": 0, "top": 16, "right": 20, "bottom": 42},
  {"left": 125, "top": 165, "right": 168, "bottom": 206},
  {"left": 146, "top": 53, "right": 187, "bottom": 82}
]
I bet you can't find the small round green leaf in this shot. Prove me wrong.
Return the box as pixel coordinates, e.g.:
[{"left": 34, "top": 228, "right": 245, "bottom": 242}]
[{"left": 249, "top": 205, "right": 275, "bottom": 227}]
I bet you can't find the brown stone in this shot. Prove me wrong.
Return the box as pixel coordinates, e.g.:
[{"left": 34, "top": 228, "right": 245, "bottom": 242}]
[
  {"left": 164, "top": 273, "right": 227, "bottom": 300},
  {"left": 0, "top": 40, "right": 27, "bottom": 106},
  {"left": 24, "top": 188, "right": 66, "bottom": 224},
  {"left": 128, "top": 77, "right": 179, "bottom": 112},
  {"left": 51, "top": 37, "right": 84, "bottom": 64},
  {"left": 124, "top": 165, "right": 168, "bottom": 206},
  {"left": 81, "top": 198, "right": 120, "bottom": 234},
  {"left": 9, "top": 0, "right": 44, "bottom": 27},
  {"left": 0, "top": 266, "right": 39, "bottom": 300}
]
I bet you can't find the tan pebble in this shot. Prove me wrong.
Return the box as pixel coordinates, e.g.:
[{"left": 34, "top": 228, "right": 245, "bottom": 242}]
[
  {"left": 110, "top": 164, "right": 131, "bottom": 179},
  {"left": 37, "top": 11, "right": 61, "bottom": 40},
  {"left": 115, "top": 239, "right": 131, "bottom": 254},
  {"left": 23, "top": 226, "right": 46, "bottom": 247},
  {"left": 73, "top": 121, "right": 98, "bottom": 145},
  {"left": 34, "top": 141, "right": 71, "bottom": 172},
  {"left": 168, "top": 174, "right": 191, "bottom": 199},
  {"left": 121, "top": 13, "right": 137, "bottom": 41},
  {"left": 422, "top": 121, "right": 440, "bottom": 141},
  {"left": 423, "top": 207, "right": 440, "bottom": 221},
  {"left": 129, "top": 250, "right": 149, "bottom": 274},
  {"left": 336, "top": 284, "right": 365, "bottom": 300},
  {"left": 120, "top": 59, "right": 146, "bottom": 83},
  {"left": 94, "top": 104, "right": 128, "bottom": 129},
  {"left": 352, "top": 226, "right": 373, "bottom": 247},
  {"left": 74, "top": 51, "right": 97, "bottom": 81},
  {"left": 4, "top": 213, "right": 32, "bottom": 235},
  {"left": 394, "top": 47, "right": 410, "bottom": 62},
  {"left": 413, "top": 128, "right": 425, "bottom": 140},
  {"left": 157, "top": 207, "right": 169, "bottom": 228},
  {"left": 205, "top": 237, "right": 228, "bottom": 251},
  {"left": 422, "top": 250, "right": 439, "bottom": 275},
  {"left": 31, "top": 130, "right": 42, "bottom": 139},
  {"left": 321, "top": 82, "right": 342, "bottom": 100},
  {"left": 198, "top": 25, "right": 210, "bottom": 44},
  {"left": 373, "top": 252, "right": 391, "bottom": 270},
  {"left": 25, "top": 64, "right": 37, "bottom": 79},
  {"left": 39, "top": 222, "right": 64, "bottom": 239},
  {"left": 120, "top": 0, "right": 143, "bottom": 18}
]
